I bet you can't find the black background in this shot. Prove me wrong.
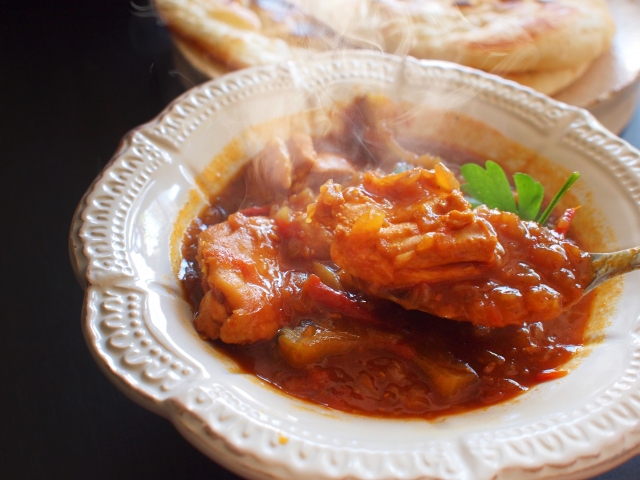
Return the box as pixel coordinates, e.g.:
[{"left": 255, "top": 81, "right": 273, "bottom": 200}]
[{"left": 1, "top": 1, "right": 638, "bottom": 478}]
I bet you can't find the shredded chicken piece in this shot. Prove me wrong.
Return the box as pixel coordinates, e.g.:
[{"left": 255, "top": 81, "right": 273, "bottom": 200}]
[
  {"left": 195, "top": 212, "right": 301, "bottom": 344},
  {"left": 309, "top": 165, "right": 591, "bottom": 327},
  {"left": 245, "top": 133, "right": 357, "bottom": 202},
  {"left": 288, "top": 133, "right": 356, "bottom": 190},
  {"left": 309, "top": 165, "right": 499, "bottom": 286},
  {"left": 245, "top": 136, "right": 292, "bottom": 203}
]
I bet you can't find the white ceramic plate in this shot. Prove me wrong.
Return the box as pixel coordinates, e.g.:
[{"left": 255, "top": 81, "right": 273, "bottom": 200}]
[{"left": 70, "top": 51, "right": 640, "bottom": 480}]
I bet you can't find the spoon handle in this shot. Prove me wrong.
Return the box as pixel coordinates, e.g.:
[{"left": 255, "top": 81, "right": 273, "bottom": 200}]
[{"left": 587, "top": 247, "right": 640, "bottom": 294}]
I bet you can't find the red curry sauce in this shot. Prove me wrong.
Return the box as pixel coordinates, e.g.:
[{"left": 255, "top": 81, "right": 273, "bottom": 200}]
[
  {"left": 180, "top": 168, "right": 593, "bottom": 420},
  {"left": 180, "top": 96, "right": 594, "bottom": 419}
]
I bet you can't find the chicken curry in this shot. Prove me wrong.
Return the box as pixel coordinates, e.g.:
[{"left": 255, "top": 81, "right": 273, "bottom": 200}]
[{"left": 180, "top": 96, "right": 595, "bottom": 419}]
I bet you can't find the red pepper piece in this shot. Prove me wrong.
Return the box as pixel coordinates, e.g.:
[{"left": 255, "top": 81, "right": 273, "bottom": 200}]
[
  {"left": 302, "top": 274, "right": 378, "bottom": 323},
  {"left": 554, "top": 207, "right": 577, "bottom": 237}
]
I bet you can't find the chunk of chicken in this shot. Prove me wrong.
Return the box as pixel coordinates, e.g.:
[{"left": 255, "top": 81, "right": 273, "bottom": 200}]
[
  {"left": 360, "top": 206, "right": 591, "bottom": 327},
  {"left": 244, "top": 136, "right": 293, "bottom": 203},
  {"left": 244, "top": 133, "right": 357, "bottom": 202},
  {"left": 289, "top": 134, "right": 356, "bottom": 188},
  {"left": 310, "top": 165, "right": 499, "bottom": 286},
  {"left": 195, "top": 212, "right": 302, "bottom": 344},
  {"left": 310, "top": 165, "right": 591, "bottom": 327}
]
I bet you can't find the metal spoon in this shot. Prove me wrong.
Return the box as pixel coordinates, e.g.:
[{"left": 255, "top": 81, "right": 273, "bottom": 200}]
[{"left": 587, "top": 247, "right": 640, "bottom": 294}]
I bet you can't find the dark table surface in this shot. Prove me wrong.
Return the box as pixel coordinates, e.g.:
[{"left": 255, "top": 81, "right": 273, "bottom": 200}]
[{"left": 2, "top": 1, "right": 640, "bottom": 479}]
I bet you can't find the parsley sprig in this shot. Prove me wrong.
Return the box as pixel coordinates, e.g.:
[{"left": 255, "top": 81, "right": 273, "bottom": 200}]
[{"left": 460, "top": 160, "right": 579, "bottom": 224}]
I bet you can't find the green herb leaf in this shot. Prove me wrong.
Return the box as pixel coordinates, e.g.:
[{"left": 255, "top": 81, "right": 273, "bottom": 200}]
[
  {"left": 460, "top": 161, "right": 517, "bottom": 213},
  {"left": 460, "top": 160, "right": 580, "bottom": 226},
  {"left": 513, "top": 173, "right": 544, "bottom": 221},
  {"left": 536, "top": 171, "right": 580, "bottom": 225}
]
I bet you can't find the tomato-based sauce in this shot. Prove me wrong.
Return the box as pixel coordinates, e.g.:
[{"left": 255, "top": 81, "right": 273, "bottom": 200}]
[
  {"left": 179, "top": 96, "right": 595, "bottom": 419},
  {"left": 217, "top": 303, "right": 590, "bottom": 418}
]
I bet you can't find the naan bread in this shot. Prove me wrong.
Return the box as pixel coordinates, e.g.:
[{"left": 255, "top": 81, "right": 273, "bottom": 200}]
[
  {"left": 154, "top": 0, "right": 615, "bottom": 95},
  {"left": 375, "top": 0, "right": 615, "bottom": 73},
  {"left": 154, "top": 0, "right": 292, "bottom": 69},
  {"left": 501, "top": 61, "right": 591, "bottom": 95}
]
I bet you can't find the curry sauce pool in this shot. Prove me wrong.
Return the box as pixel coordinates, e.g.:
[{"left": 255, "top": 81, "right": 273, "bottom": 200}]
[{"left": 179, "top": 95, "right": 598, "bottom": 419}]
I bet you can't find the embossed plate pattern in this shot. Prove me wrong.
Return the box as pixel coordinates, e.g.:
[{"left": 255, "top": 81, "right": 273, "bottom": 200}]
[{"left": 70, "top": 51, "right": 640, "bottom": 480}]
